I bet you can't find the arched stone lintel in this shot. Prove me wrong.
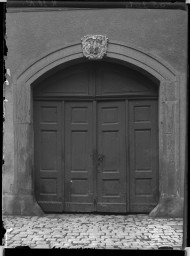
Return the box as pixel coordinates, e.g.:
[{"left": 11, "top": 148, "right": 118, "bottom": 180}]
[{"left": 15, "top": 41, "right": 178, "bottom": 85}]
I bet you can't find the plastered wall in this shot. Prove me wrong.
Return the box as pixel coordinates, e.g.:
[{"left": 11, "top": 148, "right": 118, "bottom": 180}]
[{"left": 4, "top": 8, "right": 187, "bottom": 216}]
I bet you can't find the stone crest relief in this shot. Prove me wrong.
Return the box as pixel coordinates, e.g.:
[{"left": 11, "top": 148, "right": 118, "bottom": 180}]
[{"left": 81, "top": 35, "right": 108, "bottom": 60}]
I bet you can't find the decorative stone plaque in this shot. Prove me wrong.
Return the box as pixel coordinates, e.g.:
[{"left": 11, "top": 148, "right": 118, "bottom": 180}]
[{"left": 81, "top": 35, "right": 108, "bottom": 60}]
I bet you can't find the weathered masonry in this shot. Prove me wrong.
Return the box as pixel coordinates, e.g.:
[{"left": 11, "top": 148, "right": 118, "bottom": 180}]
[{"left": 3, "top": 1, "right": 187, "bottom": 217}]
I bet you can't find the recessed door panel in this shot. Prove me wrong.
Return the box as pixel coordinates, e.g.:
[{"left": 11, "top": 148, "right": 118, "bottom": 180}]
[
  {"left": 64, "top": 102, "right": 94, "bottom": 212},
  {"left": 33, "top": 63, "right": 95, "bottom": 97},
  {"left": 129, "top": 100, "right": 159, "bottom": 212},
  {"left": 34, "top": 101, "right": 63, "bottom": 212},
  {"left": 96, "top": 62, "right": 158, "bottom": 97},
  {"left": 97, "top": 101, "right": 127, "bottom": 212}
]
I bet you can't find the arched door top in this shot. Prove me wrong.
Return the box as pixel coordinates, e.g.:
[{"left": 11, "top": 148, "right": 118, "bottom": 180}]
[{"left": 33, "top": 61, "right": 158, "bottom": 98}]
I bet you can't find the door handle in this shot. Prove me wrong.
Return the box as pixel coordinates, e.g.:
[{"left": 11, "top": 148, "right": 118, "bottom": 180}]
[
  {"left": 97, "top": 154, "right": 105, "bottom": 163},
  {"left": 97, "top": 154, "right": 105, "bottom": 172},
  {"left": 91, "top": 151, "right": 105, "bottom": 168}
]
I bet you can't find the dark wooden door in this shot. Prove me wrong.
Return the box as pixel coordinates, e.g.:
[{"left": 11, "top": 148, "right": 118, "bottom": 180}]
[
  {"left": 64, "top": 101, "right": 94, "bottom": 212},
  {"left": 33, "top": 62, "right": 159, "bottom": 214},
  {"left": 96, "top": 101, "right": 127, "bottom": 212},
  {"left": 129, "top": 100, "right": 159, "bottom": 212},
  {"left": 34, "top": 99, "right": 158, "bottom": 213},
  {"left": 64, "top": 100, "right": 127, "bottom": 213},
  {"left": 34, "top": 101, "right": 63, "bottom": 212}
]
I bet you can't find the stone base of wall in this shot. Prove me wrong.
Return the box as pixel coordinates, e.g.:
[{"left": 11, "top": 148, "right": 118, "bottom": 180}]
[
  {"left": 149, "top": 196, "right": 184, "bottom": 218},
  {"left": 3, "top": 194, "right": 184, "bottom": 217},
  {"left": 2, "top": 195, "right": 44, "bottom": 216}
]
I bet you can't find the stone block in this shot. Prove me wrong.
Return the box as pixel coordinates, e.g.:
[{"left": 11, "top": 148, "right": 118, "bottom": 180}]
[
  {"left": 163, "top": 101, "right": 175, "bottom": 134},
  {"left": 34, "top": 244, "right": 50, "bottom": 248},
  {"left": 149, "top": 196, "right": 184, "bottom": 217},
  {"left": 165, "top": 82, "right": 177, "bottom": 101}
]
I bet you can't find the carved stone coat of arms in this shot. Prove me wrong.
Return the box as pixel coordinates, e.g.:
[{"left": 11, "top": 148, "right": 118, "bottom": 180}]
[{"left": 81, "top": 35, "right": 108, "bottom": 60}]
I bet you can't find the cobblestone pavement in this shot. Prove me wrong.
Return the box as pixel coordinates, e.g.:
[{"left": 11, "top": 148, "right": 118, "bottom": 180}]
[{"left": 3, "top": 214, "right": 183, "bottom": 249}]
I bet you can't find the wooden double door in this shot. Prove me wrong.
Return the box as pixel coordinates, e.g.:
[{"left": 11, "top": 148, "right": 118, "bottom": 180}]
[{"left": 34, "top": 99, "right": 159, "bottom": 213}]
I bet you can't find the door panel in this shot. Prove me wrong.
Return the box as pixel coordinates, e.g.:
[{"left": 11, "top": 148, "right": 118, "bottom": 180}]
[
  {"left": 129, "top": 100, "right": 159, "bottom": 212},
  {"left": 96, "top": 62, "right": 158, "bottom": 97},
  {"left": 97, "top": 101, "right": 127, "bottom": 212},
  {"left": 64, "top": 102, "right": 94, "bottom": 212},
  {"left": 34, "top": 101, "right": 63, "bottom": 212},
  {"left": 33, "top": 62, "right": 95, "bottom": 97}
]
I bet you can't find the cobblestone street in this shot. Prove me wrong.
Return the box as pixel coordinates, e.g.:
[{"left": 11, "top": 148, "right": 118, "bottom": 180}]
[{"left": 3, "top": 214, "right": 183, "bottom": 249}]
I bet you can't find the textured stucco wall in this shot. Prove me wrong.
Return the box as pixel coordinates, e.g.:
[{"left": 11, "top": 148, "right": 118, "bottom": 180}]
[
  {"left": 4, "top": 8, "right": 187, "bottom": 216},
  {"left": 6, "top": 9, "right": 187, "bottom": 75}
]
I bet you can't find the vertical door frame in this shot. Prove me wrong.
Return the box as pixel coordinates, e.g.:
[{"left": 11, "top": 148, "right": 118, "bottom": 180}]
[
  {"left": 61, "top": 100, "right": 65, "bottom": 210},
  {"left": 125, "top": 99, "right": 130, "bottom": 212},
  {"left": 92, "top": 100, "right": 97, "bottom": 210}
]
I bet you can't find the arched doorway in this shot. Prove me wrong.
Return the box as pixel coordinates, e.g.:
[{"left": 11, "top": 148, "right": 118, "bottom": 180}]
[{"left": 33, "top": 61, "right": 159, "bottom": 213}]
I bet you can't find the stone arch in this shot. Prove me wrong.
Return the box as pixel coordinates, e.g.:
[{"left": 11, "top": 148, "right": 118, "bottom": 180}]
[
  {"left": 11, "top": 41, "right": 181, "bottom": 216},
  {"left": 15, "top": 41, "right": 177, "bottom": 84}
]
